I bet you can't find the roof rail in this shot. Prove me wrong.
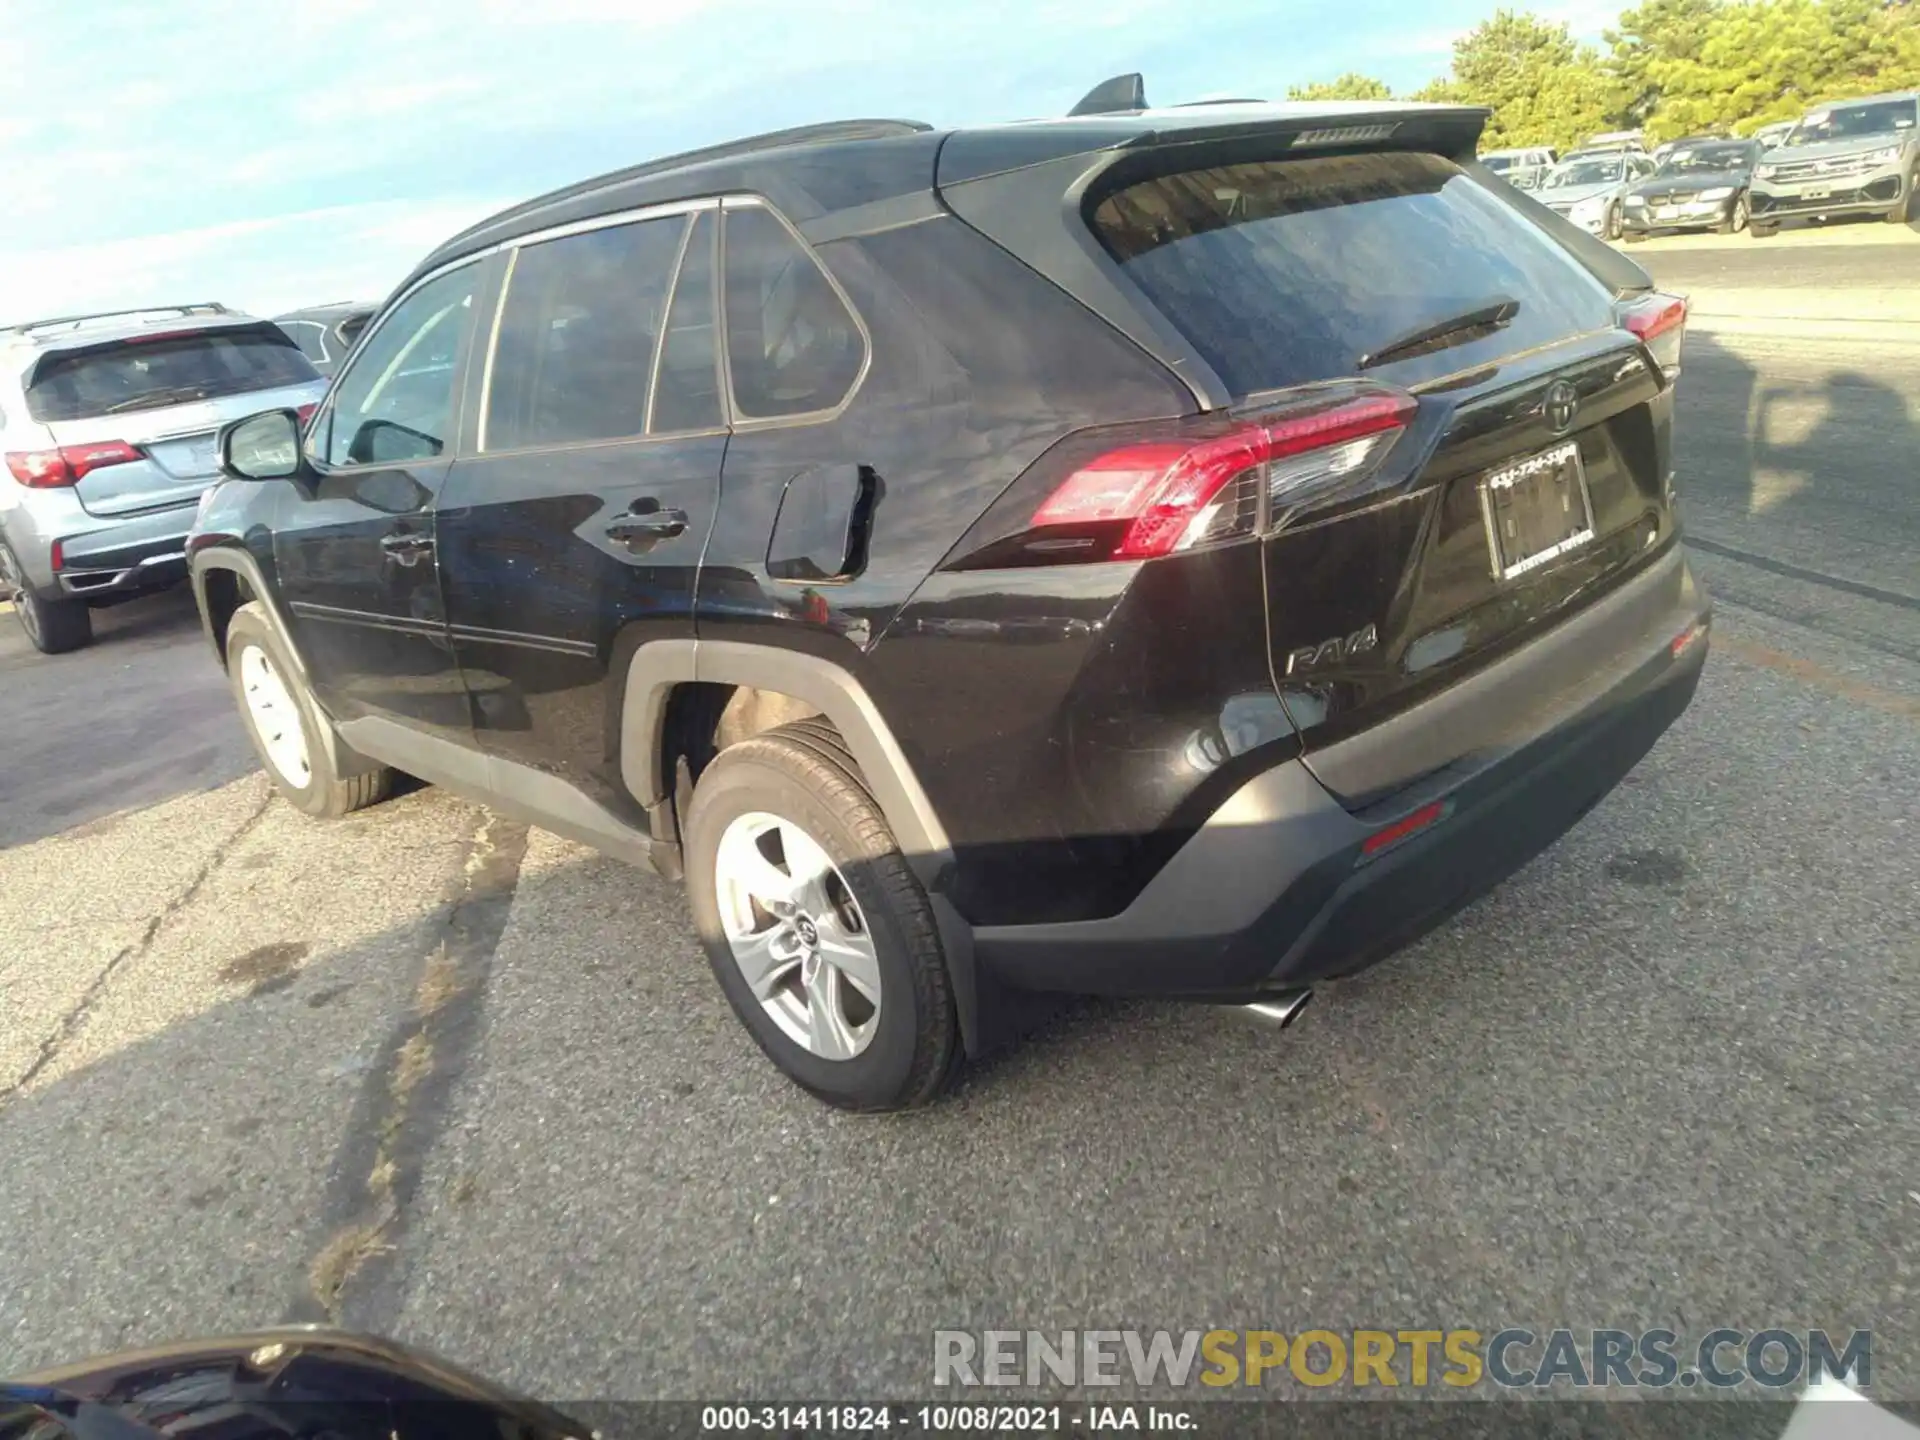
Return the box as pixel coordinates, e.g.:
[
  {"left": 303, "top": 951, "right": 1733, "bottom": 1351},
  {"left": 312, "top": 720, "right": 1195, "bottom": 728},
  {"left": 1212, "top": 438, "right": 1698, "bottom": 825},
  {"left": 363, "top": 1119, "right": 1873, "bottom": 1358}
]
[
  {"left": 433, "top": 119, "right": 933, "bottom": 258},
  {"left": 1, "top": 302, "right": 233, "bottom": 338},
  {"left": 1069, "top": 73, "right": 1148, "bottom": 117}
]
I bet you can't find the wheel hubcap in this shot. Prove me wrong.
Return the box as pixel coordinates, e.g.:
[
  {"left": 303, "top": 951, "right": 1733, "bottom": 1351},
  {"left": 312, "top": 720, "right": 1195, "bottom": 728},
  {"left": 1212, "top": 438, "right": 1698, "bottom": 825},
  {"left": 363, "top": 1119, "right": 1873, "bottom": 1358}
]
[
  {"left": 714, "top": 812, "right": 880, "bottom": 1061},
  {"left": 239, "top": 644, "right": 311, "bottom": 787}
]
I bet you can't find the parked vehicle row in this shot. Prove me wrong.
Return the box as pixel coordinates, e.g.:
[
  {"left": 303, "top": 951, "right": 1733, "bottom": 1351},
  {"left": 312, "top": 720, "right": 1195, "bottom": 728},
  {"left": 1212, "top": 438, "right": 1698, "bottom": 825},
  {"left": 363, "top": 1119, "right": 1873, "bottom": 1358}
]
[
  {"left": 184, "top": 79, "right": 1709, "bottom": 1110},
  {"left": 1495, "top": 91, "right": 1919, "bottom": 239}
]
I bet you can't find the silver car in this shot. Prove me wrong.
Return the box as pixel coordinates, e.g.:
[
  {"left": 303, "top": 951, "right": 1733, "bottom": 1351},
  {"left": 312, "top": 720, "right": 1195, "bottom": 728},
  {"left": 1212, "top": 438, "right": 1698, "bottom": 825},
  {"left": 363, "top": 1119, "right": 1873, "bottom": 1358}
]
[
  {"left": 0, "top": 304, "right": 325, "bottom": 653},
  {"left": 1748, "top": 92, "right": 1920, "bottom": 235},
  {"left": 1535, "top": 150, "right": 1660, "bottom": 239}
]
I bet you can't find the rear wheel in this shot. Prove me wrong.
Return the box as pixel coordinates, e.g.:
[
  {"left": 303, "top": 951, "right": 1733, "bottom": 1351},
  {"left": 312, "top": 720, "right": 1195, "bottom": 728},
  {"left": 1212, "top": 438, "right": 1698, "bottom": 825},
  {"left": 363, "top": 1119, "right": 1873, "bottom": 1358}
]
[
  {"left": 684, "top": 720, "right": 960, "bottom": 1111},
  {"left": 0, "top": 541, "right": 91, "bottom": 655},
  {"left": 226, "top": 602, "right": 391, "bottom": 817}
]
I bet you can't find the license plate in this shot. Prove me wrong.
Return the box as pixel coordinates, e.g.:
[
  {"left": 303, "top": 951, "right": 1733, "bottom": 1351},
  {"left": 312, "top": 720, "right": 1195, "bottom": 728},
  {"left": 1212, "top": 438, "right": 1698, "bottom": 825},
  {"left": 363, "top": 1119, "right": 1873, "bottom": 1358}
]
[
  {"left": 1479, "top": 441, "right": 1596, "bottom": 581},
  {"left": 1802, "top": 185, "right": 1831, "bottom": 200}
]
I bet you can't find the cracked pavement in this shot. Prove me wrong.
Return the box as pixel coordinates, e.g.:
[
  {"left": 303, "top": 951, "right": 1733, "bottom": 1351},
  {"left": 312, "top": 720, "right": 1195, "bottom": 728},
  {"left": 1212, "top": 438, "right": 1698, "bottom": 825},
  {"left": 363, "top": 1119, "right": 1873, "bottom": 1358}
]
[{"left": 1, "top": 238, "right": 1917, "bottom": 1409}]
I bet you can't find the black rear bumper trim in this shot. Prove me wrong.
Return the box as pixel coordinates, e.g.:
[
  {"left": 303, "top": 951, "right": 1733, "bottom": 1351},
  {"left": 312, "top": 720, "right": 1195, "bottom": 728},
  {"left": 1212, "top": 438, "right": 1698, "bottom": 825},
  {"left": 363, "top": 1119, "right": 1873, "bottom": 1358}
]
[{"left": 973, "top": 557, "right": 1710, "bottom": 998}]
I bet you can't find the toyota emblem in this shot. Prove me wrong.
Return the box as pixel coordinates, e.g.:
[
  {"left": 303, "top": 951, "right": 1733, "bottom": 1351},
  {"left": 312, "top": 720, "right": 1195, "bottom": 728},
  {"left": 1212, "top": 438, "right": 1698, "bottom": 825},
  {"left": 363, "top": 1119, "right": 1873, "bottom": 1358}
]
[{"left": 1544, "top": 381, "right": 1580, "bottom": 435}]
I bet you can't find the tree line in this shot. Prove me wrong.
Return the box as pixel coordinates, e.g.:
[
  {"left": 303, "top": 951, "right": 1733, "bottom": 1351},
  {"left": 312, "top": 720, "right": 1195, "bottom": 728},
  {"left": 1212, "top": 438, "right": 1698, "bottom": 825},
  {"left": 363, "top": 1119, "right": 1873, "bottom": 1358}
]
[{"left": 1288, "top": 0, "right": 1920, "bottom": 148}]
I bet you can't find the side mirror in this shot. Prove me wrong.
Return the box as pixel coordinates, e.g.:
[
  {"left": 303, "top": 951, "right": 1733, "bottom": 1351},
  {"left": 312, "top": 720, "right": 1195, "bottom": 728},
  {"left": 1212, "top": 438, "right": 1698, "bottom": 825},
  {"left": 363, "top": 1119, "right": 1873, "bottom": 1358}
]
[{"left": 219, "top": 409, "right": 303, "bottom": 480}]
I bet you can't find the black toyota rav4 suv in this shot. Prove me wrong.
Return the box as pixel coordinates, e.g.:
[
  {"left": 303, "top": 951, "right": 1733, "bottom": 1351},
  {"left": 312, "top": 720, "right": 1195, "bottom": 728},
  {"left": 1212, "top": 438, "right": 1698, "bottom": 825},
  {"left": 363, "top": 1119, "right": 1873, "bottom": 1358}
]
[{"left": 190, "top": 83, "right": 1710, "bottom": 1110}]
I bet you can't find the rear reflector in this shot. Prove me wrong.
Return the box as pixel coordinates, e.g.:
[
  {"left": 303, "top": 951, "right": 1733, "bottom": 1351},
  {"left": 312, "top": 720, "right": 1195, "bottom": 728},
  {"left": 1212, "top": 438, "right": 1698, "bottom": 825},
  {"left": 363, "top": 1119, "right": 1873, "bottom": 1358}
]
[
  {"left": 951, "top": 381, "right": 1417, "bottom": 568},
  {"left": 5, "top": 440, "right": 142, "bottom": 488},
  {"left": 1618, "top": 291, "right": 1687, "bottom": 381},
  {"left": 1360, "top": 798, "right": 1451, "bottom": 860},
  {"left": 1670, "top": 617, "right": 1709, "bottom": 658}
]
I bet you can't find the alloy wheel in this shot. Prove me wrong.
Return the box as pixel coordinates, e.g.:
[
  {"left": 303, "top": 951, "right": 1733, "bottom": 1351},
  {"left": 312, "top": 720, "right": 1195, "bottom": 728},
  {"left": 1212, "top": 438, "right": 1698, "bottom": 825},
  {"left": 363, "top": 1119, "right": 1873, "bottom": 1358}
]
[
  {"left": 713, "top": 811, "right": 882, "bottom": 1061},
  {"left": 239, "top": 643, "right": 312, "bottom": 788}
]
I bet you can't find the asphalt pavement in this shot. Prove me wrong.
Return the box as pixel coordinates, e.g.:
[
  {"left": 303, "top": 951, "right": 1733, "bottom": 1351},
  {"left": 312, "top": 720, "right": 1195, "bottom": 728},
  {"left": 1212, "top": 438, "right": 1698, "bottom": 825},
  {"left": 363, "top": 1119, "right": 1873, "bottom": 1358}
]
[{"left": 2, "top": 231, "right": 1916, "bottom": 1414}]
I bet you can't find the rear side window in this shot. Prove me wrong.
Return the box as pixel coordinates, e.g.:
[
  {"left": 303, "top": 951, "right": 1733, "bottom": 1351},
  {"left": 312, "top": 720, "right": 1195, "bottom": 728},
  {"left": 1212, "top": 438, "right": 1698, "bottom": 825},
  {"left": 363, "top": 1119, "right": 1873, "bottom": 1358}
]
[
  {"left": 1088, "top": 151, "right": 1616, "bottom": 394},
  {"left": 484, "top": 213, "right": 687, "bottom": 451},
  {"left": 26, "top": 326, "right": 317, "bottom": 422},
  {"left": 722, "top": 205, "right": 864, "bottom": 419}
]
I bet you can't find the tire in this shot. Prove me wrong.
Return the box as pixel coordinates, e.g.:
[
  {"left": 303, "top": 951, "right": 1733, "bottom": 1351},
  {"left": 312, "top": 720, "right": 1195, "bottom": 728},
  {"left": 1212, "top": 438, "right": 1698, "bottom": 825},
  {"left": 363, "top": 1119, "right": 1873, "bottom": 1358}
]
[
  {"left": 1624, "top": 229, "right": 1647, "bottom": 243},
  {"left": 1717, "top": 193, "right": 1750, "bottom": 235},
  {"left": 684, "top": 719, "right": 960, "bottom": 1111},
  {"left": 1606, "top": 203, "right": 1623, "bottom": 241},
  {"left": 1750, "top": 220, "right": 1778, "bottom": 238},
  {"left": 0, "top": 541, "right": 91, "bottom": 654},
  {"left": 226, "top": 602, "right": 391, "bottom": 818}
]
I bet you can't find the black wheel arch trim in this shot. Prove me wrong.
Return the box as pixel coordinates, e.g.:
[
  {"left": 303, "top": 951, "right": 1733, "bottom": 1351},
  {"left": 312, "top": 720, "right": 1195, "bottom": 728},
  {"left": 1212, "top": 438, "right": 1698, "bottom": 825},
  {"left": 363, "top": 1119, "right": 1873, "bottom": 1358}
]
[
  {"left": 621, "top": 640, "right": 954, "bottom": 891},
  {"left": 190, "top": 546, "right": 381, "bottom": 781},
  {"left": 620, "top": 638, "right": 982, "bottom": 1053}
]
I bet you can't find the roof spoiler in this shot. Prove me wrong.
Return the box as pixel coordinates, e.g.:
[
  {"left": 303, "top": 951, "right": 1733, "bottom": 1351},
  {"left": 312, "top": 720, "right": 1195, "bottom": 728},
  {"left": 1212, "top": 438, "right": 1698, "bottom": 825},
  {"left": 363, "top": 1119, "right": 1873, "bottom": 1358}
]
[
  {"left": 1, "top": 302, "right": 233, "bottom": 339},
  {"left": 1069, "top": 73, "right": 1147, "bottom": 117}
]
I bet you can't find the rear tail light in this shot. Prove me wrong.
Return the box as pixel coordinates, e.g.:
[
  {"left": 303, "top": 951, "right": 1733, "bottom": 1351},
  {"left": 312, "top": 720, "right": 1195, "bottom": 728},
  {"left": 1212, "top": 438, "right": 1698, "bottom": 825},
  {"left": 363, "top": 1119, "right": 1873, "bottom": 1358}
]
[
  {"left": 946, "top": 381, "right": 1418, "bottom": 570},
  {"left": 5, "top": 440, "right": 142, "bottom": 489},
  {"left": 1618, "top": 291, "right": 1687, "bottom": 381}
]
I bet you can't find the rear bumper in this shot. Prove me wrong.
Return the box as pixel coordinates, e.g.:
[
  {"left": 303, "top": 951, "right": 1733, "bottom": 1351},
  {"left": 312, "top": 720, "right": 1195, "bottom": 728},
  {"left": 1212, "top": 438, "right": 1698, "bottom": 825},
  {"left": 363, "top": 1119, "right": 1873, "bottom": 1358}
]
[
  {"left": 3, "top": 495, "right": 198, "bottom": 597},
  {"left": 57, "top": 522, "right": 194, "bottom": 598},
  {"left": 973, "top": 546, "right": 1710, "bottom": 999}
]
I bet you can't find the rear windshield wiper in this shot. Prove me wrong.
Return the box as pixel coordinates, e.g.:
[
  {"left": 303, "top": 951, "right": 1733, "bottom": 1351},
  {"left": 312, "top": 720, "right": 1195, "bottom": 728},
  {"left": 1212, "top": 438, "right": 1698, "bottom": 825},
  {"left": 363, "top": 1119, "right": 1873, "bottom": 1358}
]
[
  {"left": 1359, "top": 297, "right": 1520, "bottom": 371},
  {"left": 101, "top": 385, "right": 215, "bottom": 414}
]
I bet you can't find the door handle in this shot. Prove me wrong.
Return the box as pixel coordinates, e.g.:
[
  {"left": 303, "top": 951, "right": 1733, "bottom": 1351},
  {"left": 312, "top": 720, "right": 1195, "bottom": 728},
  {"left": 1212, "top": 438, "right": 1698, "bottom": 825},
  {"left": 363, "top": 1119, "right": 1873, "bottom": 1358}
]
[
  {"left": 606, "top": 505, "right": 689, "bottom": 549},
  {"left": 381, "top": 532, "right": 435, "bottom": 566}
]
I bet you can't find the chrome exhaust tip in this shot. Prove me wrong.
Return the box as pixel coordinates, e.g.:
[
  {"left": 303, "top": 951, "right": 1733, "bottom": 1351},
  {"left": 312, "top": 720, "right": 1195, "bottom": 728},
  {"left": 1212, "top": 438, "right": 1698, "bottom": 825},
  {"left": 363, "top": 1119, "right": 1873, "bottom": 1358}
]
[{"left": 1241, "top": 990, "right": 1312, "bottom": 1029}]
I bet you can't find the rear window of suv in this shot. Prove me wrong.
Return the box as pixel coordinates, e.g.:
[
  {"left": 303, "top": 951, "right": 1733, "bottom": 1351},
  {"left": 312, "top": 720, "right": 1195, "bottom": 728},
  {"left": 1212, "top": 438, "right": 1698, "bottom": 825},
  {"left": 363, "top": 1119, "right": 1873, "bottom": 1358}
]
[
  {"left": 1087, "top": 150, "right": 1616, "bottom": 394},
  {"left": 26, "top": 325, "right": 317, "bottom": 422}
]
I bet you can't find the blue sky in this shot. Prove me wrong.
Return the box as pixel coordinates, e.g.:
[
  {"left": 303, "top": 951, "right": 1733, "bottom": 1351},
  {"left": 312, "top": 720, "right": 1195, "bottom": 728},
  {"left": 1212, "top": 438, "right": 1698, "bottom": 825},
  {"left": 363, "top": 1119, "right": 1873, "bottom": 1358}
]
[{"left": 0, "top": 0, "right": 1618, "bottom": 324}]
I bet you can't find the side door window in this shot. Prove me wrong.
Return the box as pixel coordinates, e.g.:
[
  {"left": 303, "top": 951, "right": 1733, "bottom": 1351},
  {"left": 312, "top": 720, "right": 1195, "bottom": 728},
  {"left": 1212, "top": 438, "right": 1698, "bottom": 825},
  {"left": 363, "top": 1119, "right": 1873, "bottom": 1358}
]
[
  {"left": 481, "top": 214, "right": 687, "bottom": 451},
  {"left": 441, "top": 209, "right": 729, "bottom": 787},
  {"left": 319, "top": 265, "right": 480, "bottom": 469},
  {"left": 721, "top": 203, "right": 866, "bottom": 420}
]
